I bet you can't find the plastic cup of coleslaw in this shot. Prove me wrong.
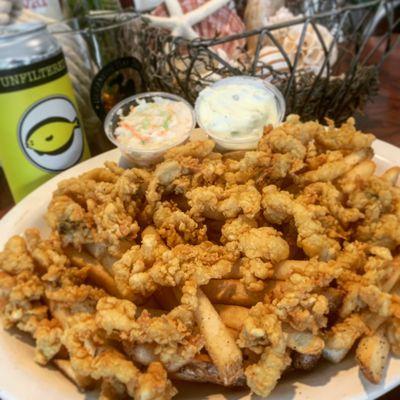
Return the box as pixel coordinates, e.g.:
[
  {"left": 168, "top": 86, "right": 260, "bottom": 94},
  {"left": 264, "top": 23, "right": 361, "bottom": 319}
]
[
  {"left": 195, "top": 76, "right": 286, "bottom": 151},
  {"left": 104, "top": 92, "right": 196, "bottom": 166}
]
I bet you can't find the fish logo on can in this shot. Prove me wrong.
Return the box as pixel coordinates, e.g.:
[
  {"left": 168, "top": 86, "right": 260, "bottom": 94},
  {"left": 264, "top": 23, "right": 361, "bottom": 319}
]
[{"left": 18, "top": 96, "right": 84, "bottom": 172}]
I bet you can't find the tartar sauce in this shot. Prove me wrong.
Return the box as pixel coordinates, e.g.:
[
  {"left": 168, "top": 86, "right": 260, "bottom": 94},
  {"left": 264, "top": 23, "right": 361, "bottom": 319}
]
[
  {"left": 114, "top": 96, "right": 194, "bottom": 151},
  {"left": 196, "top": 83, "right": 280, "bottom": 140}
]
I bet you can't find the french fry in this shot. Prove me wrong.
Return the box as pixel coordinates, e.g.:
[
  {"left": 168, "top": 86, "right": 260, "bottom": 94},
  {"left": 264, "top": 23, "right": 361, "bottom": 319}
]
[
  {"left": 114, "top": 343, "right": 225, "bottom": 387},
  {"left": 381, "top": 166, "right": 400, "bottom": 186},
  {"left": 54, "top": 359, "right": 96, "bottom": 390},
  {"left": 216, "top": 305, "right": 324, "bottom": 356},
  {"left": 300, "top": 148, "right": 372, "bottom": 184},
  {"left": 356, "top": 329, "right": 390, "bottom": 384},
  {"left": 87, "top": 263, "right": 122, "bottom": 298},
  {"left": 66, "top": 247, "right": 123, "bottom": 299},
  {"left": 362, "top": 258, "right": 400, "bottom": 331},
  {"left": 214, "top": 304, "right": 249, "bottom": 331},
  {"left": 202, "top": 279, "right": 273, "bottom": 307},
  {"left": 286, "top": 329, "right": 324, "bottom": 356},
  {"left": 346, "top": 159, "right": 376, "bottom": 178},
  {"left": 195, "top": 288, "right": 243, "bottom": 385},
  {"left": 227, "top": 327, "right": 239, "bottom": 340},
  {"left": 323, "top": 314, "right": 368, "bottom": 363},
  {"left": 4, "top": 116, "right": 400, "bottom": 400},
  {"left": 172, "top": 354, "right": 246, "bottom": 387},
  {"left": 362, "top": 313, "right": 387, "bottom": 333}
]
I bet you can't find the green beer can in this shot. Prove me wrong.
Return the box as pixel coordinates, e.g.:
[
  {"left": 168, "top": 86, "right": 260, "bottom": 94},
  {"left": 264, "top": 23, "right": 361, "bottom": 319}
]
[{"left": 0, "top": 22, "right": 90, "bottom": 202}]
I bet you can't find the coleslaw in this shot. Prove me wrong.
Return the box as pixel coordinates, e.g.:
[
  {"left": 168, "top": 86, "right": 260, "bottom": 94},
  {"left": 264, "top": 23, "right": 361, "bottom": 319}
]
[{"left": 114, "top": 96, "right": 194, "bottom": 151}]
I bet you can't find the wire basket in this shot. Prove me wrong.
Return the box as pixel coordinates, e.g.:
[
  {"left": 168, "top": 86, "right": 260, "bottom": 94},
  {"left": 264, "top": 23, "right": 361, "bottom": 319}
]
[{"left": 138, "top": 0, "right": 400, "bottom": 124}]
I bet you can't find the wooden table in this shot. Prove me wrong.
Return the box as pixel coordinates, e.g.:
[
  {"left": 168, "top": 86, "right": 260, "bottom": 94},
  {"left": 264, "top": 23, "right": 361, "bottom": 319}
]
[
  {"left": 356, "top": 43, "right": 400, "bottom": 148},
  {"left": 0, "top": 38, "right": 399, "bottom": 399}
]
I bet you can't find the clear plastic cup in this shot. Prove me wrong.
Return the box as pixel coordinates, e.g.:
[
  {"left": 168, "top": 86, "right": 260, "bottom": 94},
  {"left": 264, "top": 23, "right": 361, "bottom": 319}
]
[
  {"left": 104, "top": 92, "right": 196, "bottom": 166},
  {"left": 195, "top": 76, "right": 286, "bottom": 151}
]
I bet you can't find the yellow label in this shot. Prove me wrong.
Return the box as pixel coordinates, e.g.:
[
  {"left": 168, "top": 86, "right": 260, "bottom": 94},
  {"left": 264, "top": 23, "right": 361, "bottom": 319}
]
[{"left": 0, "top": 53, "right": 90, "bottom": 201}]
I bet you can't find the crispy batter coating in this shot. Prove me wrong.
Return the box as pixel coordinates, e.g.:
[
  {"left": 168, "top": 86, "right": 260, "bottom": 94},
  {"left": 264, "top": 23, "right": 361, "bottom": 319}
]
[
  {"left": 0, "top": 236, "right": 35, "bottom": 275},
  {"left": 112, "top": 227, "right": 167, "bottom": 299},
  {"left": 221, "top": 216, "right": 289, "bottom": 291},
  {"left": 300, "top": 182, "right": 363, "bottom": 226},
  {"left": 238, "top": 303, "right": 283, "bottom": 353},
  {"left": 187, "top": 183, "right": 261, "bottom": 221},
  {"left": 223, "top": 151, "right": 271, "bottom": 185},
  {"left": 262, "top": 185, "right": 340, "bottom": 260},
  {"left": 239, "top": 227, "right": 289, "bottom": 262},
  {"left": 97, "top": 297, "right": 203, "bottom": 372},
  {"left": 2, "top": 270, "right": 47, "bottom": 334},
  {"left": 244, "top": 337, "right": 290, "bottom": 397},
  {"left": 153, "top": 202, "right": 207, "bottom": 247},
  {"left": 2, "top": 115, "right": 400, "bottom": 399},
  {"left": 315, "top": 118, "right": 375, "bottom": 151},
  {"left": 144, "top": 242, "right": 237, "bottom": 298},
  {"left": 46, "top": 165, "right": 145, "bottom": 255},
  {"left": 323, "top": 314, "right": 368, "bottom": 363},
  {"left": 62, "top": 314, "right": 176, "bottom": 399},
  {"left": 164, "top": 139, "right": 215, "bottom": 161},
  {"left": 34, "top": 319, "right": 63, "bottom": 365}
]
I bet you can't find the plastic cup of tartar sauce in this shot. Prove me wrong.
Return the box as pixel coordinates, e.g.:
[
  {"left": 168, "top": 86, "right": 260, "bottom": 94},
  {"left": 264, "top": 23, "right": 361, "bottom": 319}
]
[
  {"left": 195, "top": 76, "right": 286, "bottom": 151},
  {"left": 104, "top": 92, "right": 196, "bottom": 166}
]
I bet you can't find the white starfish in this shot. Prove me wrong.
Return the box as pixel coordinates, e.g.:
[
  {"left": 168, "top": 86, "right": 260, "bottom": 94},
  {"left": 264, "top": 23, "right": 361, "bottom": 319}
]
[{"left": 146, "top": 0, "right": 231, "bottom": 40}]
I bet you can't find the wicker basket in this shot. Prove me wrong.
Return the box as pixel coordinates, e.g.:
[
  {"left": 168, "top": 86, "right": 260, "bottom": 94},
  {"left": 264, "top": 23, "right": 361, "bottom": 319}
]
[{"left": 137, "top": 0, "right": 399, "bottom": 124}]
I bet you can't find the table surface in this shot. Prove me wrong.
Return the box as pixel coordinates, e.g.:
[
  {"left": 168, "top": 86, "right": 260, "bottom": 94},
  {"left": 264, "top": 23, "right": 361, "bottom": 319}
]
[{"left": 0, "top": 38, "right": 399, "bottom": 399}]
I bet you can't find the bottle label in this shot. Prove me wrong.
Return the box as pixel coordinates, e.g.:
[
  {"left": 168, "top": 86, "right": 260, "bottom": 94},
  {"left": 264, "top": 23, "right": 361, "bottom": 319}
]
[
  {"left": 90, "top": 56, "right": 146, "bottom": 121},
  {"left": 0, "top": 52, "right": 68, "bottom": 93},
  {"left": 0, "top": 51, "right": 90, "bottom": 201},
  {"left": 18, "top": 96, "right": 85, "bottom": 172}
]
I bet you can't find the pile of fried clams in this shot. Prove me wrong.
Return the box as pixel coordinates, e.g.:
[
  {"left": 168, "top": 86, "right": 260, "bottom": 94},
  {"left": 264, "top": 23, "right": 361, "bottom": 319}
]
[{"left": 1, "top": 115, "right": 400, "bottom": 400}]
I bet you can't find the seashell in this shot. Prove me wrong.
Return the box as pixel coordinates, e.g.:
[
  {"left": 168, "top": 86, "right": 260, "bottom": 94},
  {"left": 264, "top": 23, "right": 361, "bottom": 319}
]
[
  {"left": 198, "top": 49, "right": 238, "bottom": 85},
  {"left": 244, "top": 0, "right": 285, "bottom": 53},
  {"left": 265, "top": 6, "right": 297, "bottom": 44},
  {"left": 169, "top": 49, "right": 225, "bottom": 88},
  {"left": 152, "top": 0, "right": 246, "bottom": 57},
  {"left": 282, "top": 23, "right": 338, "bottom": 73},
  {"left": 247, "top": 6, "right": 339, "bottom": 73},
  {"left": 255, "top": 45, "right": 289, "bottom": 80}
]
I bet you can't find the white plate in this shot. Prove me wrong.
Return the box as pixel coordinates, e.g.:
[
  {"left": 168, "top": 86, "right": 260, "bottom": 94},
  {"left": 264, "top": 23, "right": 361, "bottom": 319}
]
[{"left": 0, "top": 139, "right": 400, "bottom": 400}]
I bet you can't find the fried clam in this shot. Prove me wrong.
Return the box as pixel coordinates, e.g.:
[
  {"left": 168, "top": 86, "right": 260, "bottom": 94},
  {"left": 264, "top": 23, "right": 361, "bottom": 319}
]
[{"left": 1, "top": 115, "right": 400, "bottom": 400}]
